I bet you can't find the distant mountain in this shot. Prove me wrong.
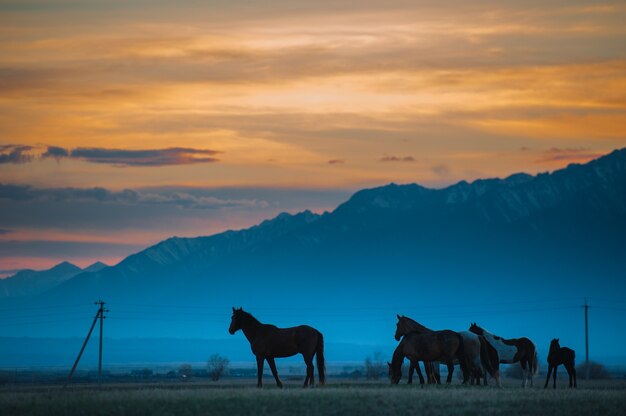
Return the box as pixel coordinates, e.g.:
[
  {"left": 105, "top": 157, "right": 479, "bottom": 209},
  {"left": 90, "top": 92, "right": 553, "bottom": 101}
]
[
  {"left": 1, "top": 149, "right": 625, "bottom": 341},
  {"left": 83, "top": 261, "right": 108, "bottom": 273},
  {"left": 0, "top": 261, "right": 82, "bottom": 298}
]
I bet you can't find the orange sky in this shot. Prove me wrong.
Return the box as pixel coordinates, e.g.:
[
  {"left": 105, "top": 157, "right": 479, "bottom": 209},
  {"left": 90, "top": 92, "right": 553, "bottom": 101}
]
[{"left": 1, "top": 0, "right": 626, "bottom": 274}]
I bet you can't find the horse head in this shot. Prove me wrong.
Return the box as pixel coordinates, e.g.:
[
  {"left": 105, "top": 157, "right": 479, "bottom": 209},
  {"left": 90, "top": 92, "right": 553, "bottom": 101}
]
[
  {"left": 469, "top": 322, "right": 484, "bottom": 336},
  {"left": 388, "top": 360, "right": 401, "bottom": 384},
  {"left": 549, "top": 338, "right": 560, "bottom": 351},
  {"left": 394, "top": 315, "right": 405, "bottom": 341},
  {"left": 228, "top": 306, "right": 244, "bottom": 334}
]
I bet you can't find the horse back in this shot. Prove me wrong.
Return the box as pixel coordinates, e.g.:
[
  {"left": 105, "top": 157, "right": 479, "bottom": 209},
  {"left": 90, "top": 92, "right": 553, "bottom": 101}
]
[
  {"left": 254, "top": 324, "right": 320, "bottom": 358},
  {"left": 549, "top": 346, "right": 575, "bottom": 365}
]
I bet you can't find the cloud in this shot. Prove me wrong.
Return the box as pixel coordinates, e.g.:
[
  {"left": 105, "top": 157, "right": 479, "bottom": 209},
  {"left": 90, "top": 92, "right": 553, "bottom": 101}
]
[
  {"left": 0, "top": 144, "right": 34, "bottom": 164},
  {"left": 380, "top": 155, "right": 416, "bottom": 163},
  {"left": 0, "top": 229, "right": 11, "bottom": 235},
  {"left": 42, "top": 146, "right": 220, "bottom": 166},
  {"left": 0, "top": 183, "right": 265, "bottom": 210},
  {"left": 328, "top": 159, "right": 345, "bottom": 164},
  {"left": 431, "top": 164, "right": 450, "bottom": 176},
  {"left": 535, "top": 148, "right": 605, "bottom": 164},
  {"left": 42, "top": 146, "right": 70, "bottom": 160}
]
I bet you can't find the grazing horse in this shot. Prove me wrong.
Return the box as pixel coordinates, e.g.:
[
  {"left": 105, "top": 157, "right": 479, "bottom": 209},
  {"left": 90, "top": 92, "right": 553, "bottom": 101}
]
[
  {"left": 228, "top": 307, "right": 325, "bottom": 388},
  {"left": 478, "top": 334, "right": 502, "bottom": 387},
  {"left": 544, "top": 339, "right": 577, "bottom": 389},
  {"left": 388, "top": 330, "right": 467, "bottom": 385},
  {"left": 469, "top": 323, "right": 538, "bottom": 388}
]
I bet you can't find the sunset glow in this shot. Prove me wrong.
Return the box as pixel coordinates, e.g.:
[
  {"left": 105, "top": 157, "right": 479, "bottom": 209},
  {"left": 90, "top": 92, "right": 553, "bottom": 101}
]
[{"left": 1, "top": 0, "right": 625, "bottom": 273}]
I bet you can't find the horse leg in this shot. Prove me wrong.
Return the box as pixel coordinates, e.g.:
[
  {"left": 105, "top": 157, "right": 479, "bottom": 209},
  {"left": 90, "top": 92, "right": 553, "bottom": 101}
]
[
  {"left": 445, "top": 361, "right": 454, "bottom": 384},
  {"left": 415, "top": 361, "right": 425, "bottom": 386},
  {"left": 520, "top": 361, "right": 528, "bottom": 388},
  {"left": 423, "top": 361, "right": 432, "bottom": 384},
  {"left": 407, "top": 361, "right": 414, "bottom": 384},
  {"left": 433, "top": 362, "right": 441, "bottom": 384},
  {"left": 544, "top": 365, "right": 553, "bottom": 389},
  {"left": 572, "top": 365, "right": 577, "bottom": 388},
  {"left": 552, "top": 364, "right": 558, "bottom": 389},
  {"left": 495, "top": 369, "right": 502, "bottom": 388},
  {"left": 303, "top": 355, "right": 315, "bottom": 388},
  {"left": 266, "top": 357, "right": 283, "bottom": 388},
  {"left": 566, "top": 364, "right": 573, "bottom": 388},
  {"left": 256, "top": 355, "right": 264, "bottom": 388}
]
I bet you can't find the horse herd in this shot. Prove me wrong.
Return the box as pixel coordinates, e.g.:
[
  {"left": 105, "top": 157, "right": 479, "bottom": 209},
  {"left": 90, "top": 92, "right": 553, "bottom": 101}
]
[{"left": 228, "top": 307, "right": 578, "bottom": 389}]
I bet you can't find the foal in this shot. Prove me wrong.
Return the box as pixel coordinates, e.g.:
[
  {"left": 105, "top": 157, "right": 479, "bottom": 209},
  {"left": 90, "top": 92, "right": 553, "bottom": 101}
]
[{"left": 544, "top": 338, "right": 577, "bottom": 389}]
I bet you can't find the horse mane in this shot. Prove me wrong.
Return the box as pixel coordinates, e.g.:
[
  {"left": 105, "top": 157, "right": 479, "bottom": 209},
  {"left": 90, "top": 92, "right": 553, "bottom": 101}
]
[
  {"left": 400, "top": 315, "right": 432, "bottom": 333},
  {"left": 236, "top": 309, "right": 262, "bottom": 327}
]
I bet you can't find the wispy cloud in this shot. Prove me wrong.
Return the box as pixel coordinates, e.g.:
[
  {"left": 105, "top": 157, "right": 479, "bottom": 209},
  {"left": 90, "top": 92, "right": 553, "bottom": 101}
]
[
  {"left": 535, "top": 148, "right": 605, "bottom": 164},
  {"left": 41, "top": 146, "right": 220, "bottom": 166},
  {"left": 0, "top": 144, "right": 34, "bottom": 164},
  {"left": 380, "top": 155, "right": 416, "bottom": 163},
  {"left": 0, "top": 183, "right": 263, "bottom": 209},
  {"left": 431, "top": 164, "right": 450, "bottom": 176},
  {"left": 328, "top": 159, "right": 345, "bottom": 164}
]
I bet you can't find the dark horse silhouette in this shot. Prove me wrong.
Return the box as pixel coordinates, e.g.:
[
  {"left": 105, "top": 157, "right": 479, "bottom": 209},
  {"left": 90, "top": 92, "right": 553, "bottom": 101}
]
[
  {"left": 388, "top": 329, "right": 467, "bottom": 385},
  {"left": 544, "top": 338, "right": 577, "bottom": 389},
  {"left": 469, "top": 323, "right": 538, "bottom": 387},
  {"left": 395, "top": 315, "right": 499, "bottom": 386},
  {"left": 228, "top": 307, "right": 325, "bottom": 388},
  {"left": 394, "top": 315, "right": 440, "bottom": 384}
]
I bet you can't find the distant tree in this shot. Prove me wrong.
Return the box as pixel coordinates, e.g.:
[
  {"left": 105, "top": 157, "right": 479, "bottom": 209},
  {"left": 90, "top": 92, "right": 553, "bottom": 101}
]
[
  {"left": 178, "top": 363, "right": 193, "bottom": 380},
  {"left": 207, "top": 353, "right": 230, "bottom": 381},
  {"left": 364, "top": 351, "right": 385, "bottom": 380},
  {"left": 130, "top": 368, "right": 153, "bottom": 378},
  {"left": 577, "top": 361, "right": 610, "bottom": 380}
]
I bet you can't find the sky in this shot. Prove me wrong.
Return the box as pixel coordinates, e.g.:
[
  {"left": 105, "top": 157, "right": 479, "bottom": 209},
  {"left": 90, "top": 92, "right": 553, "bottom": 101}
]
[{"left": 1, "top": 0, "right": 626, "bottom": 275}]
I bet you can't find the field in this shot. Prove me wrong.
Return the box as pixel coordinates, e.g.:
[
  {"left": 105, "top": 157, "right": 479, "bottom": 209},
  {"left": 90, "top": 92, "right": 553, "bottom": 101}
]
[{"left": 1, "top": 380, "right": 625, "bottom": 416}]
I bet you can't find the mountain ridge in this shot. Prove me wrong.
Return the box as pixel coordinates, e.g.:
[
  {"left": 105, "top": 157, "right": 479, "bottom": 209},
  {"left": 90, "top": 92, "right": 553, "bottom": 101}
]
[{"left": 1, "top": 148, "right": 625, "bottom": 341}]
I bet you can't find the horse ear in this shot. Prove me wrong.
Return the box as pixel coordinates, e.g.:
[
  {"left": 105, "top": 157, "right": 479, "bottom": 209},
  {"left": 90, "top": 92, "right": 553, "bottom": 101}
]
[
  {"left": 232, "top": 307, "right": 235, "bottom": 312},
  {"left": 387, "top": 361, "right": 391, "bottom": 367},
  {"left": 397, "top": 314, "right": 401, "bottom": 319}
]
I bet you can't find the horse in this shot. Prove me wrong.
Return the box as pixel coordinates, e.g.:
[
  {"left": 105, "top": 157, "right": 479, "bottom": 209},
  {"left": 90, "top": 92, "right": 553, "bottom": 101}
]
[
  {"left": 469, "top": 323, "right": 538, "bottom": 387},
  {"left": 228, "top": 307, "right": 325, "bottom": 388},
  {"left": 478, "top": 334, "right": 502, "bottom": 387},
  {"left": 388, "top": 330, "right": 467, "bottom": 385},
  {"left": 544, "top": 338, "right": 577, "bottom": 389},
  {"left": 394, "top": 315, "right": 440, "bottom": 383}
]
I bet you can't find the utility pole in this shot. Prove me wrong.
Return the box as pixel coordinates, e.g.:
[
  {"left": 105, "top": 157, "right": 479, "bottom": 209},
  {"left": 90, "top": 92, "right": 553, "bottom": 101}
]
[
  {"left": 96, "top": 300, "right": 108, "bottom": 385},
  {"left": 584, "top": 297, "right": 590, "bottom": 381},
  {"left": 64, "top": 300, "right": 107, "bottom": 388}
]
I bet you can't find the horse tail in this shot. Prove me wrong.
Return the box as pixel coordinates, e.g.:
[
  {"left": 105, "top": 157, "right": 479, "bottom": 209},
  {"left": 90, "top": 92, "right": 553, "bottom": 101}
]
[
  {"left": 316, "top": 330, "right": 326, "bottom": 386},
  {"left": 533, "top": 349, "right": 539, "bottom": 375}
]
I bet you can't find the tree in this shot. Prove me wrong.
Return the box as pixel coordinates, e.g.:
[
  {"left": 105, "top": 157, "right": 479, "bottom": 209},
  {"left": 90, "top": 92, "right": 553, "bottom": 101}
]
[
  {"left": 577, "top": 361, "right": 610, "bottom": 380},
  {"left": 178, "top": 363, "right": 193, "bottom": 380},
  {"left": 364, "top": 351, "right": 385, "bottom": 380},
  {"left": 207, "top": 354, "right": 229, "bottom": 381}
]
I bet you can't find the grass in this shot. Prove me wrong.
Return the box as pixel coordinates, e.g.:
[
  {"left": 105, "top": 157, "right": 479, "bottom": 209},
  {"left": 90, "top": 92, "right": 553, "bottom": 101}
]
[{"left": 1, "top": 380, "right": 625, "bottom": 416}]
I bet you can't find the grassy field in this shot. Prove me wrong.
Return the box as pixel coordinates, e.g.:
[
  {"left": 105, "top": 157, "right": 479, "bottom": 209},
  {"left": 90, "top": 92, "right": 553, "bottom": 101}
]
[{"left": 1, "top": 380, "right": 625, "bottom": 416}]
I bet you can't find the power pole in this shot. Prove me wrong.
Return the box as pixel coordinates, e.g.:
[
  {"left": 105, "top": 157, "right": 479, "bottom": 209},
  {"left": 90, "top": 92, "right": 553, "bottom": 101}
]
[
  {"left": 64, "top": 300, "right": 107, "bottom": 388},
  {"left": 96, "top": 300, "right": 108, "bottom": 385},
  {"left": 584, "top": 297, "right": 590, "bottom": 381}
]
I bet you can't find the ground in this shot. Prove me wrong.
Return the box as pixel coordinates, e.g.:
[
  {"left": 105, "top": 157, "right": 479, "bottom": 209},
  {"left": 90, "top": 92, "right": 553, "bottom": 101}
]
[{"left": 1, "top": 380, "right": 625, "bottom": 416}]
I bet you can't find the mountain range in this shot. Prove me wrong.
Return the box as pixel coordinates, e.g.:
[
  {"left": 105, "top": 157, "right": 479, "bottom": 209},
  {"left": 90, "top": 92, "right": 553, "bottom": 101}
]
[
  {"left": 1, "top": 149, "right": 625, "bottom": 345},
  {"left": 0, "top": 261, "right": 107, "bottom": 298}
]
